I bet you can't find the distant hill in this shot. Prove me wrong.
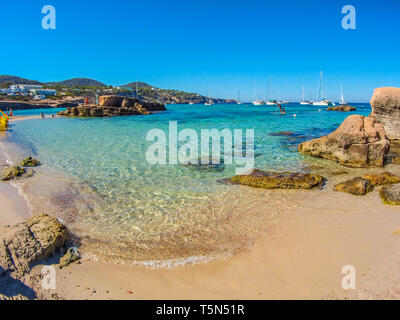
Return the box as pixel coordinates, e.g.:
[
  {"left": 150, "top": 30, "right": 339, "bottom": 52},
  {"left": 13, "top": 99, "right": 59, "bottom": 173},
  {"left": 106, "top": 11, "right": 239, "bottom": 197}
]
[
  {"left": 0, "top": 75, "right": 42, "bottom": 86},
  {"left": 46, "top": 78, "right": 107, "bottom": 87}
]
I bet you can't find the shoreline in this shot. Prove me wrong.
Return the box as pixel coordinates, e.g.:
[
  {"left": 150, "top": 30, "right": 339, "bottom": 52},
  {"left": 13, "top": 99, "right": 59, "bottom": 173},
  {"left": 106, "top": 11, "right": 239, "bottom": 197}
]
[{"left": 2, "top": 113, "right": 400, "bottom": 299}]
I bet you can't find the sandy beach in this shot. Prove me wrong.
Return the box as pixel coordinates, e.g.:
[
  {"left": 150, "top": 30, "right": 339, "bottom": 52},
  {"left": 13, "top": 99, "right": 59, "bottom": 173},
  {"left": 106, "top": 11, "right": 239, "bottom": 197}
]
[{"left": 2, "top": 161, "right": 400, "bottom": 299}]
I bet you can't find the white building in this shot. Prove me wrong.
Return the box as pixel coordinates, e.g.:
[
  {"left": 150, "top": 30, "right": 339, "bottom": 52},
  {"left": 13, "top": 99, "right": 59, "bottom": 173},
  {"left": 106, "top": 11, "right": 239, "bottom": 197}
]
[{"left": 10, "top": 84, "right": 42, "bottom": 91}]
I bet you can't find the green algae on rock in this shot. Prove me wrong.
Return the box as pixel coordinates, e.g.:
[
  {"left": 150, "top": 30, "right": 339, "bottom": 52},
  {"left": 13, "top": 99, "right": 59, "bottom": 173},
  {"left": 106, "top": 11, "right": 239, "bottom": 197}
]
[
  {"left": 361, "top": 172, "right": 400, "bottom": 186},
  {"left": 379, "top": 184, "right": 400, "bottom": 205},
  {"left": 333, "top": 177, "right": 374, "bottom": 195},
  {"left": 1, "top": 166, "right": 26, "bottom": 181},
  {"left": 228, "top": 170, "right": 325, "bottom": 189},
  {"left": 19, "top": 156, "right": 40, "bottom": 167}
]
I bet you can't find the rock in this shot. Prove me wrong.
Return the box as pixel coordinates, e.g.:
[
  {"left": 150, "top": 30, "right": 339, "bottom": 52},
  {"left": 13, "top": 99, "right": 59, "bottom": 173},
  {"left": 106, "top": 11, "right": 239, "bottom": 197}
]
[
  {"left": 326, "top": 105, "right": 356, "bottom": 112},
  {"left": 386, "top": 139, "right": 400, "bottom": 164},
  {"left": 333, "top": 177, "right": 374, "bottom": 195},
  {"left": 1, "top": 166, "right": 26, "bottom": 181},
  {"left": 0, "top": 214, "right": 68, "bottom": 276},
  {"left": 370, "top": 87, "right": 400, "bottom": 139},
  {"left": 98, "top": 95, "right": 125, "bottom": 108},
  {"left": 361, "top": 172, "right": 400, "bottom": 186},
  {"left": 58, "top": 95, "right": 166, "bottom": 118},
  {"left": 228, "top": 170, "right": 325, "bottom": 189},
  {"left": 379, "top": 184, "right": 400, "bottom": 205},
  {"left": 59, "top": 247, "right": 80, "bottom": 269},
  {"left": 298, "top": 115, "right": 389, "bottom": 167},
  {"left": 19, "top": 156, "right": 40, "bottom": 167}
]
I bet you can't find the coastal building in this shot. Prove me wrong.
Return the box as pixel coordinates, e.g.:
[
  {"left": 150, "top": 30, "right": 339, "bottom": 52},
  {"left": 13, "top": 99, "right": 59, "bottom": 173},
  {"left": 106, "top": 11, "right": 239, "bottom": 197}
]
[{"left": 30, "top": 89, "right": 57, "bottom": 96}]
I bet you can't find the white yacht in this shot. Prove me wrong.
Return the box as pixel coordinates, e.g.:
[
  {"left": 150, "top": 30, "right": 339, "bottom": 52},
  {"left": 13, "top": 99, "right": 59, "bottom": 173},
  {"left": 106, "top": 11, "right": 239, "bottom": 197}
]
[
  {"left": 300, "top": 86, "right": 311, "bottom": 105},
  {"left": 265, "top": 78, "right": 277, "bottom": 105},
  {"left": 339, "top": 84, "right": 347, "bottom": 105},
  {"left": 313, "top": 72, "right": 335, "bottom": 106}
]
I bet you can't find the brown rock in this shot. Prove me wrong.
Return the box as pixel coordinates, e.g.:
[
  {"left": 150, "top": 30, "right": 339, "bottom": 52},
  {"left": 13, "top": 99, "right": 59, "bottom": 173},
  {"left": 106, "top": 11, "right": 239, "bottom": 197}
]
[
  {"left": 98, "top": 95, "right": 124, "bottom": 108},
  {"left": 326, "top": 105, "right": 356, "bottom": 112},
  {"left": 333, "top": 177, "right": 374, "bottom": 195},
  {"left": 380, "top": 184, "right": 400, "bottom": 205},
  {"left": 361, "top": 172, "right": 400, "bottom": 186},
  {"left": 0, "top": 214, "right": 68, "bottom": 276},
  {"left": 228, "top": 170, "right": 325, "bottom": 189},
  {"left": 298, "top": 115, "right": 389, "bottom": 167},
  {"left": 370, "top": 87, "right": 400, "bottom": 139}
]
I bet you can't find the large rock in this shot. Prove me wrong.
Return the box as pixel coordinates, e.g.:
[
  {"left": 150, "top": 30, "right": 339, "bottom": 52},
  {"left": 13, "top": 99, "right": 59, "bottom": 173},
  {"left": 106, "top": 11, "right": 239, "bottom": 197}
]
[
  {"left": 1, "top": 166, "right": 26, "bottom": 181},
  {"left": 326, "top": 105, "right": 356, "bottom": 112},
  {"left": 370, "top": 87, "right": 400, "bottom": 139},
  {"left": 227, "top": 170, "right": 325, "bottom": 189},
  {"left": 0, "top": 214, "right": 68, "bottom": 276},
  {"left": 298, "top": 115, "right": 389, "bottom": 167},
  {"left": 379, "top": 184, "right": 400, "bottom": 205},
  {"left": 58, "top": 95, "right": 166, "bottom": 118},
  {"left": 333, "top": 177, "right": 374, "bottom": 195}
]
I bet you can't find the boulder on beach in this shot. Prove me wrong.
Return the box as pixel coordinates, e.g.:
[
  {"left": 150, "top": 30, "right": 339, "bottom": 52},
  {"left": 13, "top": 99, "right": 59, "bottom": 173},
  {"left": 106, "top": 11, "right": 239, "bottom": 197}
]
[
  {"left": 379, "top": 184, "right": 400, "bottom": 205},
  {"left": 227, "top": 170, "right": 325, "bottom": 189},
  {"left": 333, "top": 177, "right": 374, "bottom": 195},
  {"left": 370, "top": 87, "right": 400, "bottom": 139},
  {"left": 58, "top": 95, "right": 166, "bottom": 118},
  {"left": 361, "top": 172, "right": 400, "bottom": 186},
  {"left": 326, "top": 105, "right": 356, "bottom": 112},
  {"left": 0, "top": 214, "right": 68, "bottom": 276},
  {"left": 298, "top": 115, "right": 389, "bottom": 167}
]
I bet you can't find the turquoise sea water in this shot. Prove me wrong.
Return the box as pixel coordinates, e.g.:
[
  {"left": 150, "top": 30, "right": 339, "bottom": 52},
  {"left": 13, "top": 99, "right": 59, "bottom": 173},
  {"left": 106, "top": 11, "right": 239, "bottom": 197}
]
[{"left": 2, "top": 103, "right": 371, "bottom": 265}]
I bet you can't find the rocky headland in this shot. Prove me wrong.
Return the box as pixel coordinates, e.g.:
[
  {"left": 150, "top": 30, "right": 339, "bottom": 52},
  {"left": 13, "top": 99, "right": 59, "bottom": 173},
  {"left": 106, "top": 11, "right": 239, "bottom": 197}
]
[{"left": 58, "top": 95, "right": 166, "bottom": 117}]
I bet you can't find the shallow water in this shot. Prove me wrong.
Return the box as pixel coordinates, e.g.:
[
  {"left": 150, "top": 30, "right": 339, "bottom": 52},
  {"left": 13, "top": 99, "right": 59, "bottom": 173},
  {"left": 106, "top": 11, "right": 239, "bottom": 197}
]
[{"left": 0, "top": 103, "right": 371, "bottom": 265}]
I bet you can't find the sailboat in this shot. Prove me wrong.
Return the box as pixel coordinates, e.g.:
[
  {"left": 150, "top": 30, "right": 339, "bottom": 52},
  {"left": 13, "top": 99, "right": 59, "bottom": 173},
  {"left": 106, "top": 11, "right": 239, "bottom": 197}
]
[
  {"left": 237, "top": 90, "right": 242, "bottom": 104},
  {"left": 339, "top": 83, "right": 347, "bottom": 105},
  {"left": 300, "top": 86, "right": 311, "bottom": 105},
  {"left": 313, "top": 71, "right": 335, "bottom": 106},
  {"left": 265, "top": 77, "right": 277, "bottom": 105},
  {"left": 252, "top": 77, "right": 264, "bottom": 105}
]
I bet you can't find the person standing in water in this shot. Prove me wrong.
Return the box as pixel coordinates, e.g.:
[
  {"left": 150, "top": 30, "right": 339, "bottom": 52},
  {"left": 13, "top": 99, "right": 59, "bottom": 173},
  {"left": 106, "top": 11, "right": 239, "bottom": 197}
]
[{"left": 40, "top": 112, "right": 45, "bottom": 119}]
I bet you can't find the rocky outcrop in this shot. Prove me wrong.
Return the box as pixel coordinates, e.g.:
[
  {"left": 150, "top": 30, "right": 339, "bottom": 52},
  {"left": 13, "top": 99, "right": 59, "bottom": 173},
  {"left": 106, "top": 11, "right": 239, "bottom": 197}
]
[
  {"left": 326, "top": 105, "right": 356, "bottom": 112},
  {"left": 380, "top": 184, "right": 400, "bottom": 205},
  {"left": 298, "top": 115, "right": 389, "bottom": 167},
  {"left": 0, "top": 214, "right": 68, "bottom": 276},
  {"left": 333, "top": 177, "right": 374, "bottom": 195},
  {"left": 19, "top": 156, "right": 40, "bottom": 167},
  {"left": 370, "top": 87, "right": 400, "bottom": 139},
  {"left": 58, "top": 95, "right": 166, "bottom": 117},
  {"left": 227, "top": 170, "right": 325, "bottom": 189},
  {"left": 361, "top": 172, "right": 400, "bottom": 186}
]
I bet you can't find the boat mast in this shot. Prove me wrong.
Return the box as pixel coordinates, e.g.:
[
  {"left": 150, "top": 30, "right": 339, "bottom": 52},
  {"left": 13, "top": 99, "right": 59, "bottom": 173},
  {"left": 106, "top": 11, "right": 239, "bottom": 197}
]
[{"left": 318, "top": 71, "right": 324, "bottom": 101}]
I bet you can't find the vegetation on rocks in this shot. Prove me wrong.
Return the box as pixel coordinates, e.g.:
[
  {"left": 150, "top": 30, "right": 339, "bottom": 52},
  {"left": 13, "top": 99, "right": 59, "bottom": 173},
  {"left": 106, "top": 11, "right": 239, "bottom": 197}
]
[
  {"left": 19, "top": 156, "right": 40, "bottom": 167},
  {"left": 333, "top": 177, "right": 374, "bottom": 195},
  {"left": 228, "top": 170, "right": 325, "bottom": 189},
  {"left": 1, "top": 166, "right": 26, "bottom": 181}
]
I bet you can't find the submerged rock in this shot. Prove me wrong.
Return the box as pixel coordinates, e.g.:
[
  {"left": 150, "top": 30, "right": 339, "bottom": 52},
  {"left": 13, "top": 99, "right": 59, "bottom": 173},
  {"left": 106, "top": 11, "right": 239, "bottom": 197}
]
[
  {"left": 1, "top": 166, "right": 26, "bottom": 181},
  {"left": 182, "top": 158, "right": 225, "bottom": 173},
  {"left": 380, "top": 184, "right": 400, "bottom": 205},
  {"left": 19, "top": 156, "right": 40, "bottom": 167},
  {"left": 0, "top": 214, "right": 68, "bottom": 276},
  {"left": 333, "top": 177, "right": 374, "bottom": 195},
  {"left": 228, "top": 170, "right": 325, "bottom": 189},
  {"left": 298, "top": 115, "right": 389, "bottom": 168},
  {"left": 326, "top": 105, "right": 356, "bottom": 112},
  {"left": 361, "top": 172, "right": 400, "bottom": 186},
  {"left": 370, "top": 87, "right": 400, "bottom": 139},
  {"left": 58, "top": 95, "right": 166, "bottom": 118}
]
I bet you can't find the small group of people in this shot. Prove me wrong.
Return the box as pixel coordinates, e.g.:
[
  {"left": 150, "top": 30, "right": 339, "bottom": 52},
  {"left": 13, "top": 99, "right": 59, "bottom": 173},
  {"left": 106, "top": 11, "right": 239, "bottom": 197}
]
[
  {"left": 7, "top": 108, "right": 13, "bottom": 117},
  {"left": 277, "top": 104, "right": 286, "bottom": 115}
]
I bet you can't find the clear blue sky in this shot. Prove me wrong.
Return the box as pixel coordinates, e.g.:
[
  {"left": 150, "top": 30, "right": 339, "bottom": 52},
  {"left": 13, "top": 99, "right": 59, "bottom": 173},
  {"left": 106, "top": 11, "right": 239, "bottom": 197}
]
[{"left": 0, "top": 0, "right": 399, "bottom": 102}]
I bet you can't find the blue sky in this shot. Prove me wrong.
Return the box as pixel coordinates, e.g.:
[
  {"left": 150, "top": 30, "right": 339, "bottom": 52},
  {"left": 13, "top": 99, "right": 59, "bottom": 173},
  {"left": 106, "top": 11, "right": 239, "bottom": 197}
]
[{"left": 0, "top": 0, "right": 399, "bottom": 102}]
